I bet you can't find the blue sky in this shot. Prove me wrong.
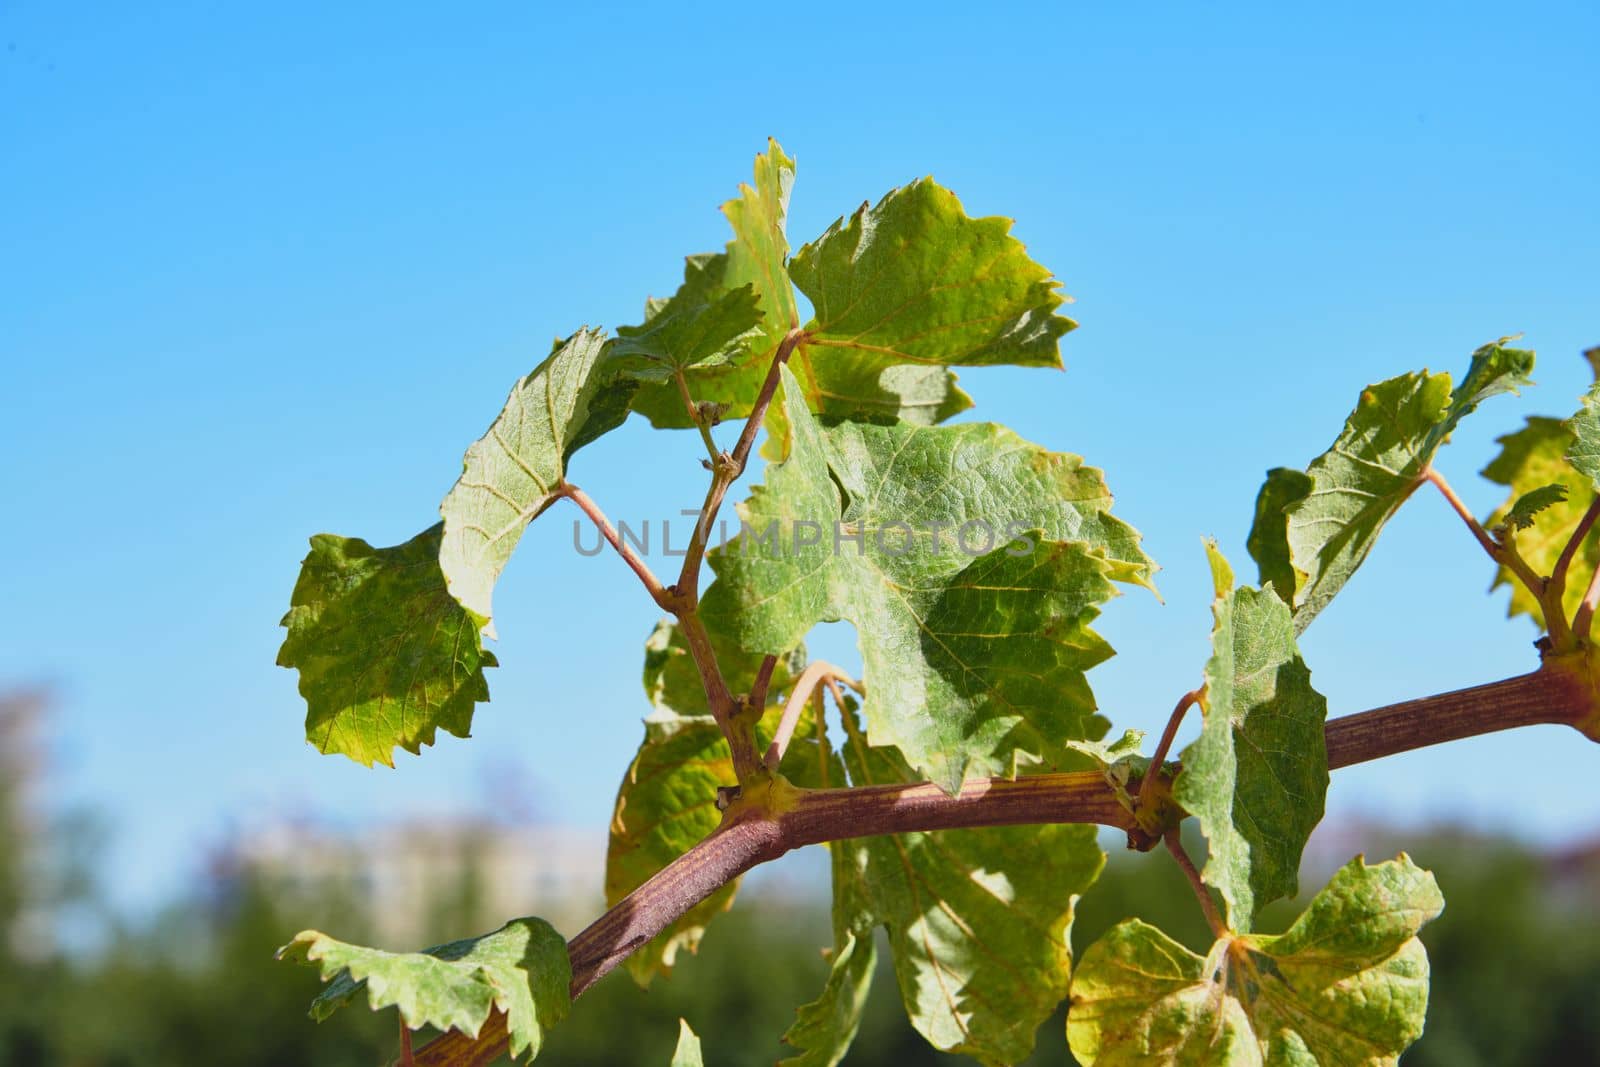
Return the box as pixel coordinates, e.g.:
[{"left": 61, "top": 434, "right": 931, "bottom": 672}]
[{"left": 3, "top": 1, "right": 1597, "bottom": 912}]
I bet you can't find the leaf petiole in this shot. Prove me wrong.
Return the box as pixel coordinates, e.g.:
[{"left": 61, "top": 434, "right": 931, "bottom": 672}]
[
  {"left": 1425, "top": 466, "right": 1548, "bottom": 607},
  {"left": 1137, "top": 687, "right": 1203, "bottom": 814},
  {"left": 673, "top": 368, "right": 722, "bottom": 465},
  {"left": 559, "top": 483, "right": 672, "bottom": 610},
  {"left": 1164, "top": 829, "right": 1229, "bottom": 939},
  {"left": 763, "top": 660, "right": 861, "bottom": 771}
]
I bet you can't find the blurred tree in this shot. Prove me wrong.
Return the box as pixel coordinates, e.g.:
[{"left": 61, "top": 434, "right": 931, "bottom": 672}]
[{"left": 0, "top": 688, "right": 1596, "bottom": 1067}]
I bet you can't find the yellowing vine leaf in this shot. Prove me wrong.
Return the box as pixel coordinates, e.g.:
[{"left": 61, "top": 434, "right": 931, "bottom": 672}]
[
  {"left": 278, "top": 917, "right": 570, "bottom": 1062},
  {"left": 277, "top": 524, "right": 496, "bottom": 767},
  {"left": 1068, "top": 855, "right": 1443, "bottom": 1066},
  {"left": 1482, "top": 351, "right": 1600, "bottom": 628}
]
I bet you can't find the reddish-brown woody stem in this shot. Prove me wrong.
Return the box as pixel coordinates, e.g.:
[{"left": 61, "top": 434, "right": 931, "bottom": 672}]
[{"left": 415, "top": 662, "right": 1597, "bottom": 1067}]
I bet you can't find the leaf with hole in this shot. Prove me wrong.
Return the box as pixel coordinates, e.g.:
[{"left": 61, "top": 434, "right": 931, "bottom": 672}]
[{"left": 703, "top": 366, "right": 1155, "bottom": 791}]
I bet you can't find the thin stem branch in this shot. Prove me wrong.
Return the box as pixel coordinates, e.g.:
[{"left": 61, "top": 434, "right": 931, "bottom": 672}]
[
  {"left": 749, "top": 654, "right": 779, "bottom": 713},
  {"left": 1424, "top": 466, "right": 1498, "bottom": 556},
  {"left": 416, "top": 662, "right": 1597, "bottom": 1066},
  {"left": 1138, "top": 687, "right": 1203, "bottom": 812},
  {"left": 1425, "top": 467, "right": 1546, "bottom": 600},
  {"left": 764, "top": 661, "right": 859, "bottom": 771},
  {"left": 1165, "top": 829, "right": 1228, "bottom": 938},
  {"left": 1549, "top": 497, "right": 1600, "bottom": 609},
  {"left": 398, "top": 1020, "right": 414, "bottom": 1067},
  {"left": 1576, "top": 563, "right": 1600, "bottom": 641},
  {"left": 673, "top": 612, "right": 756, "bottom": 779},
  {"left": 560, "top": 484, "right": 670, "bottom": 609},
  {"left": 673, "top": 329, "right": 806, "bottom": 606},
  {"left": 673, "top": 369, "right": 721, "bottom": 464}
]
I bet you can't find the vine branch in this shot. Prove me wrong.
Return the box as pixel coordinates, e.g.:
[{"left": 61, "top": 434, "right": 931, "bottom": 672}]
[
  {"left": 415, "top": 661, "right": 1595, "bottom": 1067},
  {"left": 673, "top": 368, "right": 722, "bottom": 465},
  {"left": 673, "top": 328, "right": 805, "bottom": 606},
  {"left": 660, "top": 329, "right": 809, "bottom": 782}
]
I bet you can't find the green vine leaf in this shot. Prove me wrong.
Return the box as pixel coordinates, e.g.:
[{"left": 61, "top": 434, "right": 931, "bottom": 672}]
[
  {"left": 1174, "top": 542, "right": 1329, "bottom": 931},
  {"left": 670, "top": 1019, "right": 704, "bottom": 1067},
  {"left": 790, "top": 177, "right": 1076, "bottom": 370},
  {"left": 780, "top": 758, "right": 878, "bottom": 1067},
  {"left": 1481, "top": 352, "right": 1600, "bottom": 626},
  {"left": 612, "top": 259, "right": 764, "bottom": 379},
  {"left": 278, "top": 917, "right": 571, "bottom": 1062},
  {"left": 779, "top": 926, "right": 876, "bottom": 1067},
  {"left": 1249, "top": 340, "right": 1534, "bottom": 632},
  {"left": 703, "top": 365, "right": 1154, "bottom": 792},
  {"left": 1565, "top": 355, "right": 1600, "bottom": 488},
  {"left": 438, "top": 328, "right": 635, "bottom": 636},
  {"left": 1500, "top": 482, "right": 1569, "bottom": 532},
  {"left": 606, "top": 621, "right": 811, "bottom": 986},
  {"left": 277, "top": 524, "right": 496, "bottom": 767},
  {"left": 835, "top": 707, "right": 1105, "bottom": 1066},
  {"left": 1067, "top": 855, "right": 1443, "bottom": 1066},
  {"left": 628, "top": 141, "right": 971, "bottom": 429},
  {"left": 1245, "top": 468, "right": 1312, "bottom": 605}
]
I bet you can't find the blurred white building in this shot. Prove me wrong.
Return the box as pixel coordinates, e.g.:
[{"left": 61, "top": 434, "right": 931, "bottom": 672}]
[{"left": 222, "top": 819, "right": 605, "bottom": 945}]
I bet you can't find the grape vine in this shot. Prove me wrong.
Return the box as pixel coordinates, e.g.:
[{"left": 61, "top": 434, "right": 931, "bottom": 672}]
[{"left": 274, "top": 139, "right": 1600, "bottom": 1066}]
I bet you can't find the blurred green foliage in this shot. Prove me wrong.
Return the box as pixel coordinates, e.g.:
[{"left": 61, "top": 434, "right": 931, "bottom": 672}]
[{"left": 1, "top": 820, "right": 1596, "bottom": 1066}]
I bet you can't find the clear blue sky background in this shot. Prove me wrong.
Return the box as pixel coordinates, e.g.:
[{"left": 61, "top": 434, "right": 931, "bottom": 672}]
[{"left": 4, "top": 2, "right": 1597, "bottom": 912}]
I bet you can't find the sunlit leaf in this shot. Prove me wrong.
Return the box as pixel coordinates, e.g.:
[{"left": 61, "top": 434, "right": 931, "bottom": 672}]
[
  {"left": 1482, "top": 351, "right": 1600, "bottom": 627},
  {"left": 703, "top": 366, "right": 1152, "bottom": 792},
  {"left": 791, "top": 177, "right": 1075, "bottom": 369},
  {"left": 1173, "top": 542, "right": 1328, "bottom": 930},
  {"left": 438, "top": 328, "right": 635, "bottom": 636},
  {"left": 1068, "top": 855, "right": 1443, "bottom": 1066},
  {"left": 278, "top": 918, "right": 570, "bottom": 1062},
  {"left": 1500, "top": 482, "right": 1568, "bottom": 532},
  {"left": 1249, "top": 341, "right": 1533, "bottom": 632},
  {"left": 613, "top": 258, "right": 764, "bottom": 379},
  {"left": 277, "top": 524, "right": 496, "bottom": 767},
  {"left": 628, "top": 141, "right": 972, "bottom": 429}
]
